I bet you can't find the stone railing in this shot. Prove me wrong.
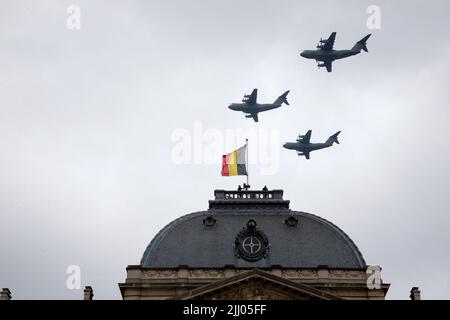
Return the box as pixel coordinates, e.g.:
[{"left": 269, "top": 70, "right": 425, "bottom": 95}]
[{"left": 214, "top": 189, "right": 284, "bottom": 200}]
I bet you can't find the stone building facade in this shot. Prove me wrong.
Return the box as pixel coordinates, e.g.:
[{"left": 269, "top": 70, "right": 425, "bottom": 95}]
[{"left": 119, "top": 189, "right": 390, "bottom": 300}]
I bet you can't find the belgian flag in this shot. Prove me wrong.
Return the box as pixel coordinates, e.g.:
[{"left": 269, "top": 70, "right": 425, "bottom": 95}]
[{"left": 221, "top": 145, "right": 247, "bottom": 176}]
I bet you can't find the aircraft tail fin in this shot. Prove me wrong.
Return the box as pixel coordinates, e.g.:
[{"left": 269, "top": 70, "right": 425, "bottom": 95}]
[
  {"left": 325, "top": 131, "right": 341, "bottom": 145},
  {"left": 351, "top": 34, "right": 371, "bottom": 53},
  {"left": 273, "top": 90, "right": 290, "bottom": 106}
]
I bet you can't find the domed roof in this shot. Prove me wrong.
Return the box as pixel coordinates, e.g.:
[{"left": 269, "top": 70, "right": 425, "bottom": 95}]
[{"left": 141, "top": 189, "right": 366, "bottom": 269}]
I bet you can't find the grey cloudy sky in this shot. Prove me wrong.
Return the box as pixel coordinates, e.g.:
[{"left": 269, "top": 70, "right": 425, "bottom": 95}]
[{"left": 0, "top": 0, "right": 449, "bottom": 299}]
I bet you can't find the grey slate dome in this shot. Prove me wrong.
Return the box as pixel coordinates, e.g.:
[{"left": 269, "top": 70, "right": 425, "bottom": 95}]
[{"left": 141, "top": 189, "right": 366, "bottom": 269}]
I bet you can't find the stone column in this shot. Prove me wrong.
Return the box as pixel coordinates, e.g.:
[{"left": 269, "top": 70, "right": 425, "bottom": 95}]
[
  {"left": 84, "top": 286, "right": 94, "bottom": 300},
  {"left": 0, "top": 288, "right": 12, "bottom": 300},
  {"left": 410, "top": 287, "right": 421, "bottom": 300}
]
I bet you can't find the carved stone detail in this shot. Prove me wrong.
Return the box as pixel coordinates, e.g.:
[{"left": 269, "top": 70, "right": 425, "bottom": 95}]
[
  {"left": 141, "top": 268, "right": 366, "bottom": 281},
  {"left": 188, "top": 269, "right": 224, "bottom": 279},
  {"left": 328, "top": 269, "right": 365, "bottom": 279},
  {"left": 142, "top": 269, "right": 178, "bottom": 279},
  {"left": 199, "top": 283, "right": 304, "bottom": 300}
]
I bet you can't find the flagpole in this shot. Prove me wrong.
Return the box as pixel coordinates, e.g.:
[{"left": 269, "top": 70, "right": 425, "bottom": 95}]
[{"left": 246, "top": 138, "right": 249, "bottom": 187}]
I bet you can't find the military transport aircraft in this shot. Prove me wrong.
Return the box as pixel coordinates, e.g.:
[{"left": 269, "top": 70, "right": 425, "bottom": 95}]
[
  {"left": 228, "top": 89, "right": 290, "bottom": 122},
  {"left": 283, "top": 130, "right": 341, "bottom": 159},
  {"left": 300, "top": 32, "right": 371, "bottom": 72}
]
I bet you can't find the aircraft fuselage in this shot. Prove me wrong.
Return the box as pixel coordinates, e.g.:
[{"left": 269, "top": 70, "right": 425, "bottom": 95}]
[
  {"left": 283, "top": 142, "right": 331, "bottom": 152},
  {"left": 300, "top": 49, "right": 358, "bottom": 62},
  {"left": 228, "top": 103, "right": 280, "bottom": 113}
]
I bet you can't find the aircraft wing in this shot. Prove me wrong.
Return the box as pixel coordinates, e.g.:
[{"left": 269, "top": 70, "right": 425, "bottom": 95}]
[
  {"left": 245, "top": 89, "right": 257, "bottom": 105},
  {"left": 321, "top": 32, "right": 336, "bottom": 51},
  {"left": 302, "top": 130, "right": 312, "bottom": 143},
  {"left": 251, "top": 113, "right": 259, "bottom": 122},
  {"left": 325, "top": 60, "right": 332, "bottom": 72}
]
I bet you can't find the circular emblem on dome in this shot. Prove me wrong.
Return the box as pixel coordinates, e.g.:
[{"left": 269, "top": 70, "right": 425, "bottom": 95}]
[
  {"left": 235, "top": 220, "right": 269, "bottom": 262},
  {"left": 242, "top": 235, "right": 262, "bottom": 254}
]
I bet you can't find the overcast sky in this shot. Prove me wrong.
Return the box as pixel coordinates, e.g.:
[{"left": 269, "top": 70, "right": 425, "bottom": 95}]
[{"left": 0, "top": 0, "right": 449, "bottom": 299}]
